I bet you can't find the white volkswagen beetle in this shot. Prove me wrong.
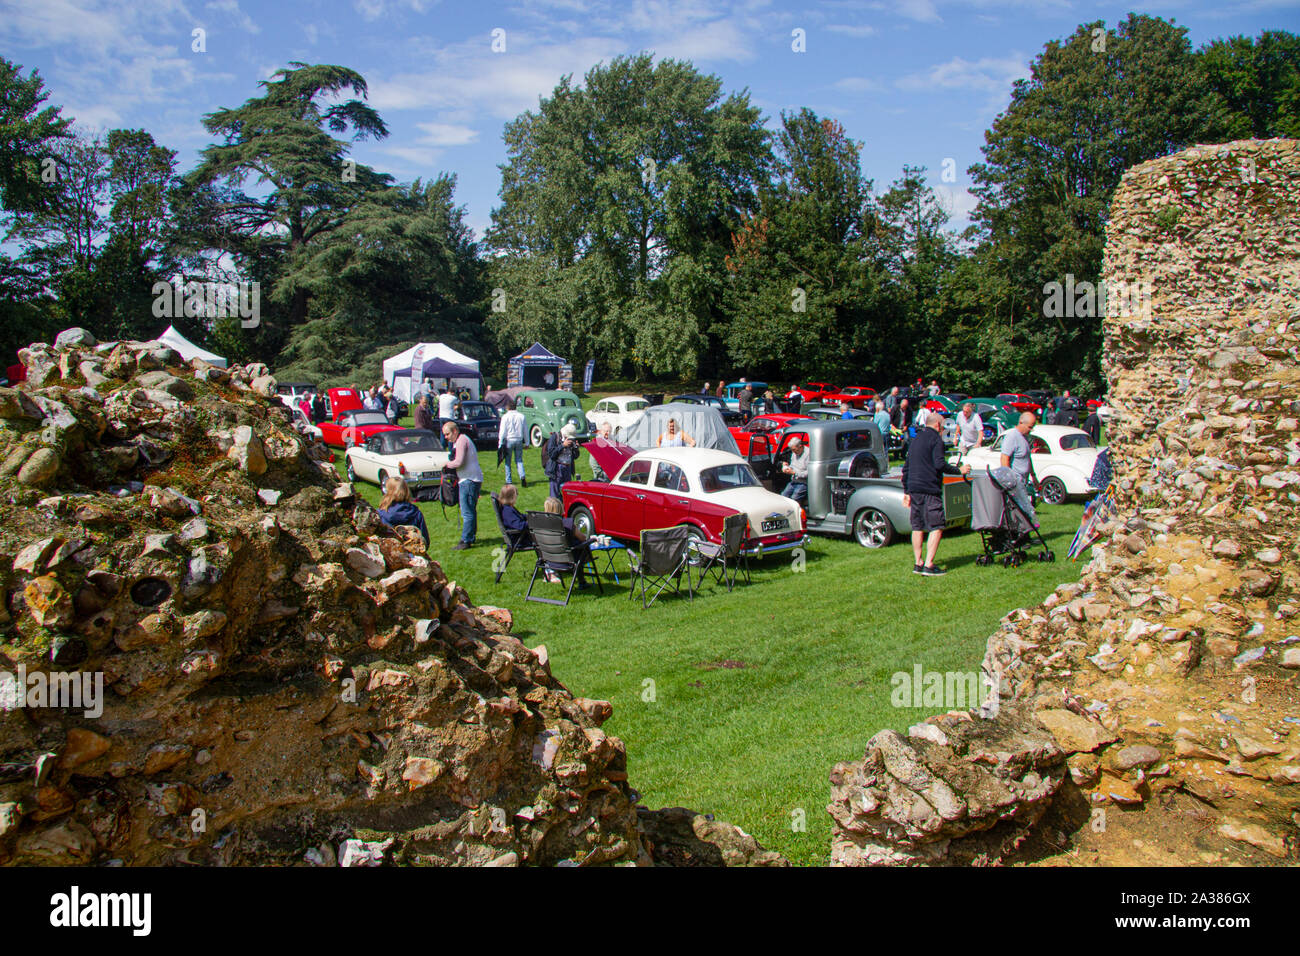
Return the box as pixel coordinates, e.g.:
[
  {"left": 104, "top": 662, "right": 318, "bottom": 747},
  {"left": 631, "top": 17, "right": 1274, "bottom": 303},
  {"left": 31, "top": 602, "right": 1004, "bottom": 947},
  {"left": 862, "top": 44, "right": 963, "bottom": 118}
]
[
  {"left": 585, "top": 395, "right": 651, "bottom": 440},
  {"left": 344, "top": 428, "right": 450, "bottom": 491},
  {"left": 956, "top": 424, "right": 1103, "bottom": 505}
]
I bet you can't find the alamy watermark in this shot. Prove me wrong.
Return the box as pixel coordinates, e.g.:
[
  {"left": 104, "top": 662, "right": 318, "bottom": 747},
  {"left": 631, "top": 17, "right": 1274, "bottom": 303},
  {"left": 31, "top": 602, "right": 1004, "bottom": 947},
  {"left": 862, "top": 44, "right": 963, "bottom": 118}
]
[
  {"left": 0, "top": 665, "right": 103, "bottom": 718},
  {"left": 152, "top": 280, "right": 260, "bottom": 328},
  {"left": 1042, "top": 275, "right": 1151, "bottom": 320},
  {"left": 890, "top": 664, "right": 998, "bottom": 715}
]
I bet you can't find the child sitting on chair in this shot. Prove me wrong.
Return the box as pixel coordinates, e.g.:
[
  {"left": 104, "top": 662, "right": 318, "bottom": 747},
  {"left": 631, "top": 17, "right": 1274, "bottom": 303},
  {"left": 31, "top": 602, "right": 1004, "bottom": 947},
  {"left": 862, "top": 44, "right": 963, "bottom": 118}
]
[{"left": 499, "top": 484, "right": 530, "bottom": 543}]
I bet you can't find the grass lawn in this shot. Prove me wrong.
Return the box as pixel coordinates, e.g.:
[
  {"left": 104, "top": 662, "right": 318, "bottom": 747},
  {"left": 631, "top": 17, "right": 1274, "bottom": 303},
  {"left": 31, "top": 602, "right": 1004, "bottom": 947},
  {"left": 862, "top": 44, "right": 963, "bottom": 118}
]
[{"left": 344, "top": 396, "right": 1088, "bottom": 865}]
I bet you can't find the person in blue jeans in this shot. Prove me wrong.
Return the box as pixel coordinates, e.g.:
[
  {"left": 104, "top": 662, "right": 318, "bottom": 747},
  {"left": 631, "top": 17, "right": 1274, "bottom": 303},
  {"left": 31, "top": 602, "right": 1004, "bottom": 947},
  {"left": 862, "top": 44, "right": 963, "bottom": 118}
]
[
  {"left": 779, "top": 436, "right": 809, "bottom": 504},
  {"left": 443, "top": 421, "right": 483, "bottom": 550}
]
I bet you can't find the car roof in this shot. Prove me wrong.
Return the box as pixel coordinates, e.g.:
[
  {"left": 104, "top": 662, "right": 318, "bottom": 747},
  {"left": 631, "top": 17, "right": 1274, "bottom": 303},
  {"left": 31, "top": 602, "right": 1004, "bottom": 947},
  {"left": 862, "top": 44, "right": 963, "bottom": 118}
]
[
  {"left": 599, "top": 394, "right": 650, "bottom": 403},
  {"left": 1028, "top": 424, "right": 1091, "bottom": 439},
  {"left": 630, "top": 446, "right": 745, "bottom": 470}
]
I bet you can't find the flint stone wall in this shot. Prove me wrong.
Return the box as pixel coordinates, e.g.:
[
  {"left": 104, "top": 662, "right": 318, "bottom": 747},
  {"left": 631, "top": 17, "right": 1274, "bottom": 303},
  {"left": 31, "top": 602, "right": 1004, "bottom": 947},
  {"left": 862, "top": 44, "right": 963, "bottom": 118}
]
[{"left": 829, "top": 139, "right": 1300, "bottom": 866}]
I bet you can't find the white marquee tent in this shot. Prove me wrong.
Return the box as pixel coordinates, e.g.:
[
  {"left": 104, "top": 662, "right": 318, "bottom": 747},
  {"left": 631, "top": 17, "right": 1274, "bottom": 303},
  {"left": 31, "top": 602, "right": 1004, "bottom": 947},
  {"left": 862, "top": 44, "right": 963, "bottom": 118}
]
[
  {"left": 155, "top": 325, "right": 228, "bottom": 369},
  {"left": 383, "top": 342, "right": 482, "bottom": 403}
]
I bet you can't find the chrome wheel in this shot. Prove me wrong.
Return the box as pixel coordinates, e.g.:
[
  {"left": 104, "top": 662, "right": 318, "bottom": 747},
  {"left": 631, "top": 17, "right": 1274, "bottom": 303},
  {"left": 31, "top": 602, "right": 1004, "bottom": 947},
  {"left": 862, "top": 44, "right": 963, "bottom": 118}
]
[
  {"left": 345, "top": 457, "right": 356, "bottom": 482},
  {"left": 529, "top": 424, "right": 543, "bottom": 447},
  {"left": 1040, "top": 477, "right": 1067, "bottom": 505},
  {"left": 853, "top": 508, "right": 893, "bottom": 549},
  {"left": 571, "top": 505, "right": 595, "bottom": 539}
]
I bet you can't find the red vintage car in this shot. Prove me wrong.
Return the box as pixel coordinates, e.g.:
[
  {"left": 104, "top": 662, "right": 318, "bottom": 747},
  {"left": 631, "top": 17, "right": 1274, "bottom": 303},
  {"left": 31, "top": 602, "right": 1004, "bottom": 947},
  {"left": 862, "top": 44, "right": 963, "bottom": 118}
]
[
  {"left": 728, "top": 412, "right": 812, "bottom": 456},
  {"left": 786, "top": 382, "right": 836, "bottom": 403},
  {"left": 317, "top": 387, "right": 402, "bottom": 448},
  {"left": 821, "top": 386, "right": 877, "bottom": 409},
  {"left": 996, "top": 393, "right": 1044, "bottom": 414},
  {"left": 563, "top": 442, "right": 808, "bottom": 556}
]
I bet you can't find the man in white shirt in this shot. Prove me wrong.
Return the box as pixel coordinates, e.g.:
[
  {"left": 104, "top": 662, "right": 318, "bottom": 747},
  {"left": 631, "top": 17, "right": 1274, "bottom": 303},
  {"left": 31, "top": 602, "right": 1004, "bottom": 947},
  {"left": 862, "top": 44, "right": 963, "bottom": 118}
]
[
  {"left": 437, "top": 385, "right": 458, "bottom": 421},
  {"left": 955, "top": 402, "right": 983, "bottom": 454},
  {"left": 780, "top": 437, "right": 809, "bottom": 503},
  {"left": 497, "top": 400, "right": 527, "bottom": 486}
]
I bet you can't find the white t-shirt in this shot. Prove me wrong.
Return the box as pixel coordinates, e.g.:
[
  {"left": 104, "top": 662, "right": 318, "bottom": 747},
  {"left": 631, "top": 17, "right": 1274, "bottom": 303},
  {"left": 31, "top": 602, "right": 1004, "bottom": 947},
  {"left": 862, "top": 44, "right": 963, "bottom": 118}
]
[
  {"left": 957, "top": 411, "right": 983, "bottom": 446},
  {"left": 437, "top": 392, "right": 457, "bottom": 419}
]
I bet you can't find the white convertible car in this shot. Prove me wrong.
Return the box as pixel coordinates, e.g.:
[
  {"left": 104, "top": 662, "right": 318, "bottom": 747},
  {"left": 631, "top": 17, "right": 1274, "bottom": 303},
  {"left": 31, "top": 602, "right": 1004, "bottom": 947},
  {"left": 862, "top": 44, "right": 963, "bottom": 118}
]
[
  {"left": 344, "top": 428, "right": 450, "bottom": 491},
  {"left": 585, "top": 395, "right": 651, "bottom": 440},
  {"left": 957, "top": 425, "right": 1103, "bottom": 505}
]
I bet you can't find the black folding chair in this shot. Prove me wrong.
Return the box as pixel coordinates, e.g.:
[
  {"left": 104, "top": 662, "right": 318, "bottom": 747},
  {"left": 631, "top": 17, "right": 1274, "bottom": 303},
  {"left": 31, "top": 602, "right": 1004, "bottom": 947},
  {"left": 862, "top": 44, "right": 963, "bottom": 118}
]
[
  {"left": 490, "top": 494, "right": 535, "bottom": 583},
  {"left": 524, "top": 511, "right": 602, "bottom": 606},
  {"left": 689, "top": 512, "right": 750, "bottom": 594},
  {"left": 628, "top": 526, "right": 692, "bottom": 609}
]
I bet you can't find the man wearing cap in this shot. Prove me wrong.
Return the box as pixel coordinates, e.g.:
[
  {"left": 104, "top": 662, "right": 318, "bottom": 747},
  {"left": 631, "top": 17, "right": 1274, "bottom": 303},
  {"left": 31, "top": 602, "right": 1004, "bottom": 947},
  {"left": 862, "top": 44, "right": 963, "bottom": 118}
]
[
  {"left": 902, "top": 411, "right": 971, "bottom": 576},
  {"left": 547, "top": 423, "right": 582, "bottom": 499}
]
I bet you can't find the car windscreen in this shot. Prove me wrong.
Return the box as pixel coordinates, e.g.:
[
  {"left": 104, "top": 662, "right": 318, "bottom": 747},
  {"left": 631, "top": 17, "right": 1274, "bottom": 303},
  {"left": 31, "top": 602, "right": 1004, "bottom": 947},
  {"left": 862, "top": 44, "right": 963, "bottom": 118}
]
[
  {"left": 626, "top": 401, "right": 649, "bottom": 411},
  {"left": 699, "top": 463, "right": 760, "bottom": 492},
  {"left": 346, "top": 412, "right": 389, "bottom": 427},
  {"left": 835, "top": 429, "right": 877, "bottom": 452},
  {"left": 458, "top": 403, "right": 495, "bottom": 419},
  {"left": 387, "top": 430, "right": 443, "bottom": 453},
  {"left": 1059, "top": 433, "right": 1095, "bottom": 450},
  {"left": 552, "top": 397, "right": 578, "bottom": 407}
]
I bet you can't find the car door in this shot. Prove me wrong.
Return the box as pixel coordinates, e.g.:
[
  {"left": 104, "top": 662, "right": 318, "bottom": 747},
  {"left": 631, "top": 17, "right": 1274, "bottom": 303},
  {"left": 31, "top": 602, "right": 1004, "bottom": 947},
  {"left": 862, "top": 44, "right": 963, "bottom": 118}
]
[
  {"left": 646, "top": 460, "right": 691, "bottom": 529},
  {"left": 605, "top": 458, "right": 652, "bottom": 538},
  {"left": 349, "top": 436, "right": 381, "bottom": 483}
]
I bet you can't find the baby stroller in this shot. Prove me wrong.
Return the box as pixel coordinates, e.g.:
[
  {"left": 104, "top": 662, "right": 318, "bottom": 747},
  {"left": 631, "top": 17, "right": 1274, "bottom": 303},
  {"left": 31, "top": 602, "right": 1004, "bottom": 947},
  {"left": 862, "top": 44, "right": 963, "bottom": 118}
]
[{"left": 971, "top": 468, "right": 1055, "bottom": 567}]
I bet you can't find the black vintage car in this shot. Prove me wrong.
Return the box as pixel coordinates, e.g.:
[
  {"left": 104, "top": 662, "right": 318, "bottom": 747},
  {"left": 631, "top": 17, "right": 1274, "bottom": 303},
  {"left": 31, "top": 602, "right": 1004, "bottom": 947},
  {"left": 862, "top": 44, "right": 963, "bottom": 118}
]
[
  {"left": 670, "top": 394, "right": 744, "bottom": 425},
  {"left": 438, "top": 400, "right": 501, "bottom": 449}
]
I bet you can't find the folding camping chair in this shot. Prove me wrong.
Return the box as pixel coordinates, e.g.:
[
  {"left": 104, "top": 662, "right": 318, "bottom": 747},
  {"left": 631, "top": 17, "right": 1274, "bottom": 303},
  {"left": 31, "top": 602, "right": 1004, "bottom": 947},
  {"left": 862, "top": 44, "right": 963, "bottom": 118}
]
[
  {"left": 524, "top": 511, "right": 603, "bottom": 606},
  {"left": 688, "top": 512, "right": 750, "bottom": 594},
  {"left": 627, "top": 526, "right": 693, "bottom": 608},
  {"left": 490, "top": 493, "right": 535, "bottom": 583}
]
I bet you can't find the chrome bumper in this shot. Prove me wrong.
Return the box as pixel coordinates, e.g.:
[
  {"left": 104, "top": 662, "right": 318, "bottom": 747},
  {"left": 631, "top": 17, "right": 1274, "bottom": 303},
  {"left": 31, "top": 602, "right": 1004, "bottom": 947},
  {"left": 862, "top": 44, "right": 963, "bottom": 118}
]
[{"left": 743, "top": 534, "right": 810, "bottom": 557}]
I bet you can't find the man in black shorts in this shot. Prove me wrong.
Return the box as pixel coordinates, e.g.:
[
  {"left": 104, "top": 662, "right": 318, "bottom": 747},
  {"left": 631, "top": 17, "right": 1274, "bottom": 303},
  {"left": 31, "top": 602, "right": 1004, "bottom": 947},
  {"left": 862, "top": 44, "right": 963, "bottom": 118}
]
[{"left": 902, "top": 411, "right": 971, "bottom": 576}]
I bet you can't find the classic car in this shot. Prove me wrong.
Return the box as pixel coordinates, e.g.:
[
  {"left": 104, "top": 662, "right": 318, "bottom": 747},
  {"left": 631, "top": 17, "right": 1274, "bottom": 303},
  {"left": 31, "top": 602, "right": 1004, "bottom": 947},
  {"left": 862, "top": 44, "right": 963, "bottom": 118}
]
[
  {"left": 562, "top": 445, "right": 808, "bottom": 557},
  {"left": 586, "top": 394, "right": 651, "bottom": 439},
  {"left": 275, "top": 382, "right": 317, "bottom": 411},
  {"left": 517, "top": 389, "right": 593, "bottom": 446},
  {"left": 318, "top": 386, "right": 403, "bottom": 447},
  {"left": 670, "top": 394, "right": 743, "bottom": 425},
  {"left": 956, "top": 424, "right": 1102, "bottom": 505},
  {"left": 821, "top": 386, "right": 877, "bottom": 409},
  {"left": 966, "top": 398, "right": 1019, "bottom": 435},
  {"left": 745, "top": 419, "right": 971, "bottom": 548},
  {"left": 786, "top": 382, "right": 837, "bottom": 403},
  {"left": 728, "top": 412, "right": 812, "bottom": 456},
  {"left": 439, "top": 400, "right": 500, "bottom": 449},
  {"left": 997, "top": 393, "right": 1044, "bottom": 414},
  {"left": 289, "top": 406, "right": 323, "bottom": 441},
  {"left": 720, "top": 381, "right": 769, "bottom": 410},
  {"left": 803, "top": 405, "right": 873, "bottom": 421},
  {"left": 344, "top": 428, "right": 450, "bottom": 491}
]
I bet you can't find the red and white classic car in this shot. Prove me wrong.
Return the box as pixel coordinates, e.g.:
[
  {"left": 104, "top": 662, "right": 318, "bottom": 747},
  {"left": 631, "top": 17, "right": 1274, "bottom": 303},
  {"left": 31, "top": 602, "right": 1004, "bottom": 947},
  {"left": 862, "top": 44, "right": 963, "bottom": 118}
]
[
  {"left": 317, "top": 387, "right": 403, "bottom": 448},
  {"left": 562, "top": 444, "right": 808, "bottom": 556}
]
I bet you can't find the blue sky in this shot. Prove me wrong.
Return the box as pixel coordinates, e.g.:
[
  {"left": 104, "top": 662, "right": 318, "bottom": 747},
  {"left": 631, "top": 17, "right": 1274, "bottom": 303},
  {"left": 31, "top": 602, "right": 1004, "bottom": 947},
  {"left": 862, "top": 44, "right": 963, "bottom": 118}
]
[{"left": 3, "top": 0, "right": 1297, "bottom": 240}]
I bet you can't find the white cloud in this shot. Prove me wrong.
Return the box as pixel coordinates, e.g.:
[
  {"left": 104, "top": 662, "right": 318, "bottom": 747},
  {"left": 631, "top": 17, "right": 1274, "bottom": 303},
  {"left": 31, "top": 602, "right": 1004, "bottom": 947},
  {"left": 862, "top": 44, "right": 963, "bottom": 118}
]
[
  {"left": 206, "top": 0, "right": 261, "bottom": 34},
  {"left": 416, "top": 122, "right": 479, "bottom": 146},
  {"left": 933, "top": 184, "right": 978, "bottom": 222},
  {"left": 832, "top": 76, "right": 884, "bottom": 94},
  {"left": 896, "top": 54, "right": 1028, "bottom": 94},
  {"left": 827, "top": 23, "right": 878, "bottom": 38}
]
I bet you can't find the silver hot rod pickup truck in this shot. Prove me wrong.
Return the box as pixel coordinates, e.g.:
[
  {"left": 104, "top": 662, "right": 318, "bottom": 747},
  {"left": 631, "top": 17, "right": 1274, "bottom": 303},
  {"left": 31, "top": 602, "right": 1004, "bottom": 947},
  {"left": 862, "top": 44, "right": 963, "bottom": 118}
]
[{"left": 744, "top": 418, "right": 973, "bottom": 548}]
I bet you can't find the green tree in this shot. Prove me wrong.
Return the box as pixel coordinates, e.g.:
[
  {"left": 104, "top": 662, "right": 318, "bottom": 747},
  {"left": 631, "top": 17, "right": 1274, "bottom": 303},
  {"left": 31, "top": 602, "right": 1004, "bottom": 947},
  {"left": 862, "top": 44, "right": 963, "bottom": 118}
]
[
  {"left": 185, "top": 63, "right": 391, "bottom": 350},
  {"left": 966, "top": 13, "right": 1215, "bottom": 393},
  {"left": 0, "top": 57, "right": 70, "bottom": 215},
  {"left": 1199, "top": 31, "right": 1300, "bottom": 139},
  {"left": 488, "top": 54, "right": 771, "bottom": 378},
  {"left": 722, "top": 110, "right": 880, "bottom": 380}
]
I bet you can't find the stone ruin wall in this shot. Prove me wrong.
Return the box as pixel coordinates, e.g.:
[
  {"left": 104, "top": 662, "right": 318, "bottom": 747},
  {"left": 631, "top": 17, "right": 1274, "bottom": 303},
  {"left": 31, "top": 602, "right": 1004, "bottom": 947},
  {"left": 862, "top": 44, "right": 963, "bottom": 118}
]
[{"left": 828, "top": 139, "right": 1300, "bottom": 866}]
